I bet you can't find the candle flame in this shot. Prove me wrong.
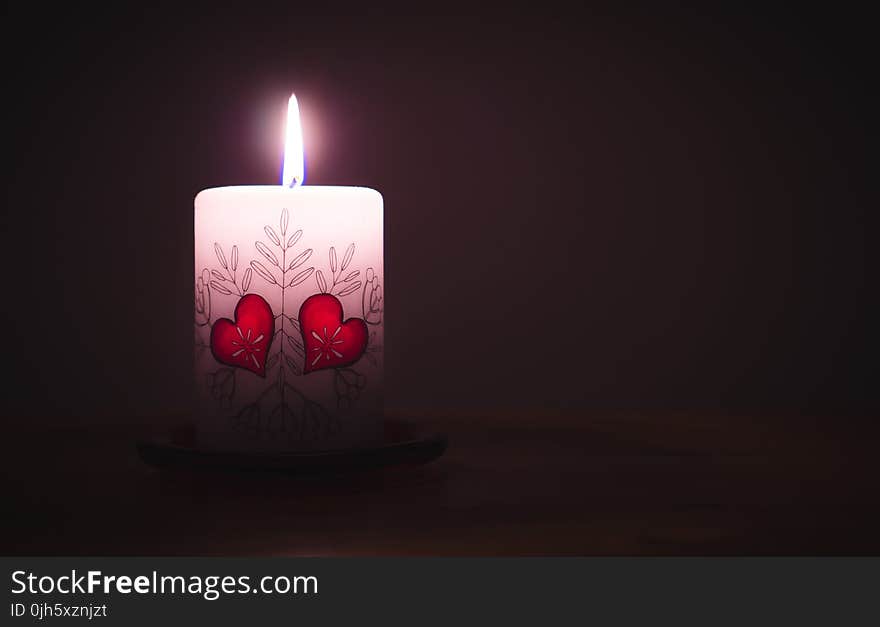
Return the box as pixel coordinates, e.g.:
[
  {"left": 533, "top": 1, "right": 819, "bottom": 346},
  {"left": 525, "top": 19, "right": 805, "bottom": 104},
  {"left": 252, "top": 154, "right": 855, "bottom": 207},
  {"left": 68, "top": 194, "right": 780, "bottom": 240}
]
[{"left": 282, "top": 93, "right": 305, "bottom": 187}]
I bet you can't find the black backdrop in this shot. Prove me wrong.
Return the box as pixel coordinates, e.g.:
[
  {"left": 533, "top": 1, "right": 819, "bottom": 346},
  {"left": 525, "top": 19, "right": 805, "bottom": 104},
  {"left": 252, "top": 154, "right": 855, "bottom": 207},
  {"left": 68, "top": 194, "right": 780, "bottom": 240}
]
[{"left": 2, "top": 4, "right": 875, "bottom": 421}]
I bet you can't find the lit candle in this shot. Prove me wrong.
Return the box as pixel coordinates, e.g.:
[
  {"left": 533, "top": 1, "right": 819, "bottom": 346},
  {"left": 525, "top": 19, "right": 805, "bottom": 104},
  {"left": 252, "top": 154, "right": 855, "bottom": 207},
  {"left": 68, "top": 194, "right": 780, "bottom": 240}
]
[{"left": 193, "top": 94, "right": 384, "bottom": 450}]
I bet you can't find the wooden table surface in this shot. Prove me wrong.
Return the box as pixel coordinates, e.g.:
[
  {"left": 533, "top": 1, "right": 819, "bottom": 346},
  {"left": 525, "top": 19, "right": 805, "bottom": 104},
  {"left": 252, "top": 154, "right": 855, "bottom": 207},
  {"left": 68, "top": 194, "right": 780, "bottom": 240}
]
[{"left": 4, "top": 409, "right": 879, "bottom": 555}]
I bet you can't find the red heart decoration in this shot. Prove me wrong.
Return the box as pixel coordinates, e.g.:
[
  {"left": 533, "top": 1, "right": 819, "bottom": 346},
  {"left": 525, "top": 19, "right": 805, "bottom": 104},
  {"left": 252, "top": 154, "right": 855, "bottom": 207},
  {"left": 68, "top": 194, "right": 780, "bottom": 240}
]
[
  {"left": 299, "top": 293, "right": 368, "bottom": 373},
  {"left": 210, "top": 294, "right": 275, "bottom": 377}
]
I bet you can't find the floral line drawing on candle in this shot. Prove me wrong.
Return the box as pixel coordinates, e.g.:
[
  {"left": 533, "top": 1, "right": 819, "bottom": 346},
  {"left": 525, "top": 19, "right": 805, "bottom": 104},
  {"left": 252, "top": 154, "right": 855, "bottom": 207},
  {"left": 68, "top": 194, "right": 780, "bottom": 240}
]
[
  {"left": 195, "top": 269, "right": 238, "bottom": 406},
  {"left": 247, "top": 207, "right": 314, "bottom": 385},
  {"left": 205, "top": 367, "right": 235, "bottom": 409},
  {"left": 314, "top": 243, "right": 361, "bottom": 296},
  {"left": 235, "top": 206, "right": 331, "bottom": 442},
  {"left": 194, "top": 269, "right": 212, "bottom": 327},
  {"left": 362, "top": 267, "right": 383, "bottom": 325},
  {"left": 231, "top": 372, "right": 336, "bottom": 443},
  {"left": 209, "top": 243, "right": 253, "bottom": 297},
  {"left": 193, "top": 205, "right": 383, "bottom": 444},
  {"left": 308, "top": 244, "right": 383, "bottom": 399},
  {"left": 333, "top": 367, "right": 367, "bottom": 410}
]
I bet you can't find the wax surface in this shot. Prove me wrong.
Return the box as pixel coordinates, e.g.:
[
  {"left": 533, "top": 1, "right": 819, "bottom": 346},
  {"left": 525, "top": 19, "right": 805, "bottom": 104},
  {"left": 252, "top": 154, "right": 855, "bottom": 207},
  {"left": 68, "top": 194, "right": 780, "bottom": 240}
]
[{"left": 194, "top": 186, "right": 384, "bottom": 451}]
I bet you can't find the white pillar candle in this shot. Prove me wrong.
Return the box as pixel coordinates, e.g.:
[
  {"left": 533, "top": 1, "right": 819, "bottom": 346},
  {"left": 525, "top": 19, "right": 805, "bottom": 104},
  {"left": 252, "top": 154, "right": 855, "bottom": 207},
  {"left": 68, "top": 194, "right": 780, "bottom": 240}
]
[{"left": 193, "top": 96, "right": 384, "bottom": 451}]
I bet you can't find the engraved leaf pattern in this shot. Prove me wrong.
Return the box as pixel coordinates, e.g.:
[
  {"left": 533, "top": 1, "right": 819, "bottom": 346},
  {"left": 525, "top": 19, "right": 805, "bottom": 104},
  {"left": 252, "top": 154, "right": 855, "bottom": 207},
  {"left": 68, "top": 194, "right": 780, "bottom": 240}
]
[
  {"left": 250, "top": 260, "right": 277, "bottom": 285},
  {"left": 337, "top": 281, "right": 362, "bottom": 297},
  {"left": 285, "top": 355, "right": 301, "bottom": 376},
  {"left": 214, "top": 243, "right": 228, "bottom": 269},
  {"left": 255, "top": 241, "right": 279, "bottom": 267},
  {"left": 287, "top": 335, "right": 305, "bottom": 358},
  {"left": 208, "top": 244, "right": 247, "bottom": 296},
  {"left": 286, "top": 229, "right": 302, "bottom": 248},
  {"left": 316, "top": 269, "right": 327, "bottom": 293},
  {"left": 287, "top": 248, "right": 313, "bottom": 271},
  {"left": 242, "top": 267, "right": 253, "bottom": 292},
  {"left": 341, "top": 243, "right": 355, "bottom": 271},
  {"left": 264, "top": 226, "right": 281, "bottom": 247},
  {"left": 288, "top": 267, "right": 314, "bottom": 287},
  {"left": 210, "top": 280, "right": 232, "bottom": 295}
]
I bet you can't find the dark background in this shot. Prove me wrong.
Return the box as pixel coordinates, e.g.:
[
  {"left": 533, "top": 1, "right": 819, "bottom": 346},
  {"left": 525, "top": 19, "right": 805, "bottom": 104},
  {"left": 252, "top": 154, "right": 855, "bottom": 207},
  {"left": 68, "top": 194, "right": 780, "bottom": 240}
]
[{"left": 2, "top": 3, "right": 875, "bottom": 422}]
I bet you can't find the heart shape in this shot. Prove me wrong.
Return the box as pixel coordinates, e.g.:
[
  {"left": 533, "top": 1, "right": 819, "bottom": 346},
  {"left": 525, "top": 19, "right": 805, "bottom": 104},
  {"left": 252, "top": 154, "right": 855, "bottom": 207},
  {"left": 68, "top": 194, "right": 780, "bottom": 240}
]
[
  {"left": 299, "top": 293, "right": 368, "bottom": 373},
  {"left": 210, "top": 294, "right": 275, "bottom": 377}
]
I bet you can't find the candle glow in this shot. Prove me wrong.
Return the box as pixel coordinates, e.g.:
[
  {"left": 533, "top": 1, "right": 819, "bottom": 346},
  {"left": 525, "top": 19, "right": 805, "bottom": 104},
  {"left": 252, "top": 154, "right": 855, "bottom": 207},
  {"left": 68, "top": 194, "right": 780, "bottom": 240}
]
[{"left": 282, "top": 93, "right": 305, "bottom": 188}]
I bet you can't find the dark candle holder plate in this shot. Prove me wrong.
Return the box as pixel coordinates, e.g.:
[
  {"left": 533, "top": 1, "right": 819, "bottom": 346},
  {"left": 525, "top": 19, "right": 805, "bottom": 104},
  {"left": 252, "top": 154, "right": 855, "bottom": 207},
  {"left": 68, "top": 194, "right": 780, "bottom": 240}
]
[{"left": 137, "top": 418, "right": 447, "bottom": 476}]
